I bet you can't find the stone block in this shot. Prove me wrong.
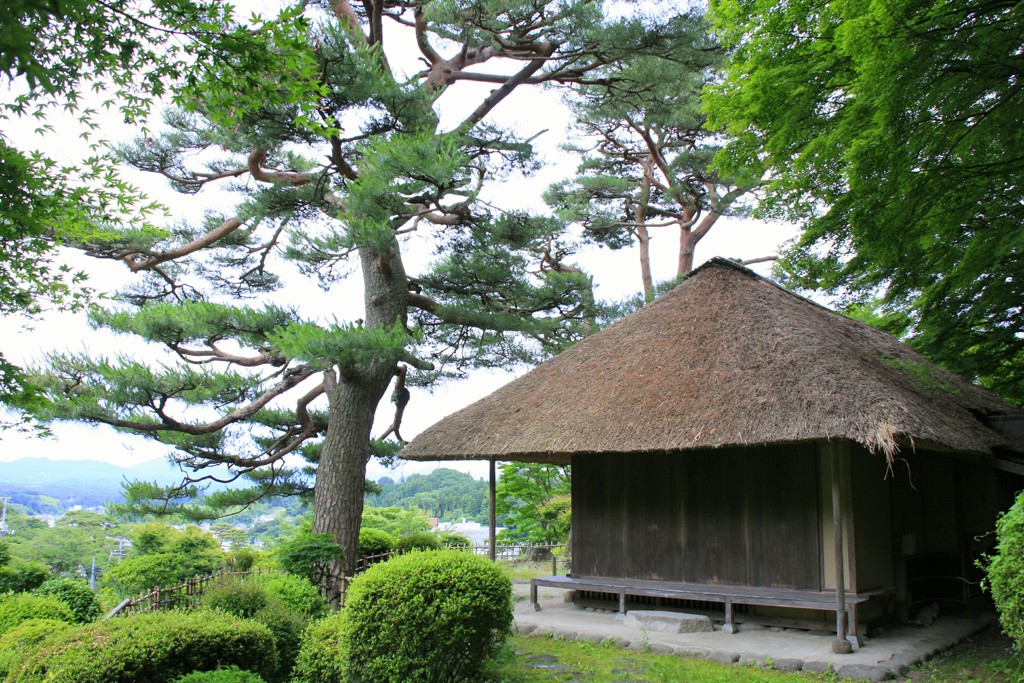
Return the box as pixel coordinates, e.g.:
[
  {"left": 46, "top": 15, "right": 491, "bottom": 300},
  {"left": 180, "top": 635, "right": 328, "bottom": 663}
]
[{"left": 623, "top": 610, "right": 713, "bottom": 634}]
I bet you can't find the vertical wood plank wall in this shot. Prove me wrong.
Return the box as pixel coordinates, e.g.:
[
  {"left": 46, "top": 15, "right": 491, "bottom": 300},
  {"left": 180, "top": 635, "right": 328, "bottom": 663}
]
[{"left": 572, "top": 446, "right": 821, "bottom": 589}]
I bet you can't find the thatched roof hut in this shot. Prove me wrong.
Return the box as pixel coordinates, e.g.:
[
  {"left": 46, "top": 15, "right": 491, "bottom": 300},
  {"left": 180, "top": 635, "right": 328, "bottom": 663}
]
[{"left": 402, "top": 257, "right": 1024, "bottom": 465}]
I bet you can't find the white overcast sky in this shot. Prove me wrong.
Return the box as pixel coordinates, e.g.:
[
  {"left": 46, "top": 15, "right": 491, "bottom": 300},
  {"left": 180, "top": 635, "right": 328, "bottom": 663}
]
[{"left": 0, "top": 6, "right": 798, "bottom": 481}]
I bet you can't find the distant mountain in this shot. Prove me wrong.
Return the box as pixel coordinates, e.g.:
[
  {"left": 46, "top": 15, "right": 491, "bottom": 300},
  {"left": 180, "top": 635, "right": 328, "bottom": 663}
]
[
  {"left": 0, "top": 457, "right": 234, "bottom": 513},
  {"left": 0, "top": 457, "right": 190, "bottom": 486}
]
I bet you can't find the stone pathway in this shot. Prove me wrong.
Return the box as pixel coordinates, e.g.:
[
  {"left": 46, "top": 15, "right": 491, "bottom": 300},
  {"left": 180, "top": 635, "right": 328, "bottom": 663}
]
[{"left": 512, "top": 581, "right": 997, "bottom": 682}]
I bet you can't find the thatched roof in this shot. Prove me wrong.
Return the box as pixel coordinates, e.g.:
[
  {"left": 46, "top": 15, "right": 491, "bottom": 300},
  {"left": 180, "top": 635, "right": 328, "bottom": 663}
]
[{"left": 401, "top": 258, "right": 1024, "bottom": 465}]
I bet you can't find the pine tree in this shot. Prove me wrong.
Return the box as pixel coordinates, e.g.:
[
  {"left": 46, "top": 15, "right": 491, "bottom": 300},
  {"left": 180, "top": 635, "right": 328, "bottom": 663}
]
[
  {"left": 26, "top": 0, "right": 708, "bottom": 589},
  {"left": 546, "top": 13, "right": 757, "bottom": 302}
]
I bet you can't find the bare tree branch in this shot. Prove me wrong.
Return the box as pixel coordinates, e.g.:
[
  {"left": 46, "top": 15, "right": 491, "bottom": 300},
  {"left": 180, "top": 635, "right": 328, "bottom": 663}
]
[
  {"left": 457, "top": 43, "right": 556, "bottom": 131},
  {"left": 81, "top": 365, "right": 318, "bottom": 438},
  {"left": 377, "top": 364, "right": 408, "bottom": 441},
  {"left": 247, "top": 148, "right": 315, "bottom": 185},
  {"left": 124, "top": 216, "right": 246, "bottom": 272}
]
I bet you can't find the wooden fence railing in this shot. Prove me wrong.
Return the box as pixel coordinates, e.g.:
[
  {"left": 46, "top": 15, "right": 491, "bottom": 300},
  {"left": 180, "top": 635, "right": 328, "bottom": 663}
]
[
  {"left": 105, "top": 569, "right": 279, "bottom": 618},
  {"left": 107, "top": 543, "right": 567, "bottom": 618}
]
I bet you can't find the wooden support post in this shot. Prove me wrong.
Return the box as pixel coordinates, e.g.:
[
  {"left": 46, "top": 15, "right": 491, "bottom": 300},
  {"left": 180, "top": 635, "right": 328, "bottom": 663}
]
[
  {"left": 488, "top": 458, "right": 497, "bottom": 562},
  {"left": 831, "top": 443, "right": 853, "bottom": 654},
  {"left": 723, "top": 597, "right": 736, "bottom": 634}
]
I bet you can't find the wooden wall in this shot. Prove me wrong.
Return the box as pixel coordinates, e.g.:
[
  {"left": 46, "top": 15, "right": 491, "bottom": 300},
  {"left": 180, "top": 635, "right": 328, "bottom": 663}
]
[{"left": 572, "top": 445, "right": 822, "bottom": 589}]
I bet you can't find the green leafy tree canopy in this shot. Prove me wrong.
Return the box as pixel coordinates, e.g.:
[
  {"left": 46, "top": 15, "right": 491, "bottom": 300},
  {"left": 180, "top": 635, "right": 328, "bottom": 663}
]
[{"left": 705, "top": 0, "right": 1024, "bottom": 404}]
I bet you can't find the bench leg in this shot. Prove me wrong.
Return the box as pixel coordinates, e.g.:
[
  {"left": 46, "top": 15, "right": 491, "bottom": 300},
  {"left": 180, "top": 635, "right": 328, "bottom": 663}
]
[
  {"left": 846, "top": 605, "right": 861, "bottom": 649},
  {"left": 618, "top": 590, "right": 626, "bottom": 614},
  {"left": 721, "top": 598, "right": 736, "bottom": 634},
  {"left": 530, "top": 581, "right": 540, "bottom": 612}
]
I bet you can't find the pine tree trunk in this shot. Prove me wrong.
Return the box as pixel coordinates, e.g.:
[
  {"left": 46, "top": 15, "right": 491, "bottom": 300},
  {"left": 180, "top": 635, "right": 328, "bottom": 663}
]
[
  {"left": 637, "top": 224, "right": 654, "bottom": 303},
  {"left": 312, "top": 238, "right": 410, "bottom": 594},
  {"left": 637, "top": 158, "right": 655, "bottom": 302},
  {"left": 314, "top": 377, "right": 378, "bottom": 596},
  {"left": 678, "top": 227, "right": 697, "bottom": 276}
]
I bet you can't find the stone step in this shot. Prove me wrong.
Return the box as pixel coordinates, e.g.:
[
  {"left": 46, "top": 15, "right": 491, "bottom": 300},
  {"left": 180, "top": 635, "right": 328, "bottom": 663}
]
[{"left": 622, "top": 610, "right": 714, "bottom": 634}]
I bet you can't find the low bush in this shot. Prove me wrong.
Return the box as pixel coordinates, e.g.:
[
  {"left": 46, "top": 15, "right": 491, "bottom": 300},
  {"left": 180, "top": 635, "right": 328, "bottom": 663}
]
[
  {"left": 357, "top": 528, "right": 395, "bottom": 557},
  {"left": 0, "top": 594, "right": 74, "bottom": 636},
  {"left": 437, "top": 532, "right": 471, "bottom": 548},
  {"left": 986, "top": 492, "right": 1024, "bottom": 649},
  {"left": 344, "top": 549, "right": 512, "bottom": 682},
  {"left": 7, "top": 609, "right": 276, "bottom": 683},
  {"left": 255, "top": 573, "right": 327, "bottom": 619},
  {"left": 250, "top": 600, "right": 305, "bottom": 682},
  {"left": 31, "top": 577, "right": 101, "bottom": 623},
  {"left": 392, "top": 531, "right": 440, "bottom": 552},
  {"left": 198, "top": 577, "right": 305, "bottom": 682},
  {"left": 293, "top": 612, "right": 347, "bottom": 683},
  {"left": 0, "top": 618, "right": 71, "bottom": 680},
  {"left": 174, "top": 666, "right": 268, "bottom": 682},
  {"left": 199, "top": 576, "right": 269, "bottom": 618}
]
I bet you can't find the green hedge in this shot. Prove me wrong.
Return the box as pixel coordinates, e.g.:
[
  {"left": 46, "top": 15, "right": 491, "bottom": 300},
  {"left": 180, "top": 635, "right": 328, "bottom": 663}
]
[
  {"left": 986, "top": 492, "right": 1024, "bottom": 649},
  {"left": 174, "top": 666, "right": 268, "bottom": 682},
  {"left": 297, "top": 549, "right": 512, "bottom": 683},
  {"left": 6, "top": 609, "right": 277, "bottom": 683},
  {"left": 0, "top": 594, "right": 74, "bottom": 636},
  {"left": 0, "top": 618, "right": 72, "bottom": 680}
]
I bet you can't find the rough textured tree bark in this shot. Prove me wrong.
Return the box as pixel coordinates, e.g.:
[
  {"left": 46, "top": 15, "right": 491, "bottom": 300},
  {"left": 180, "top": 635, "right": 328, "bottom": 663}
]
[{"left": 312, "top": 238, "right": 411, "bottom": 582}]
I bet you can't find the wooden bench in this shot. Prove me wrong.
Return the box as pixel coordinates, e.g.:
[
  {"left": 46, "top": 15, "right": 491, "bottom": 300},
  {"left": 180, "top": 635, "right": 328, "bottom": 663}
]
[{"left": 529, "top": 575, "right": 893, "bottom": 639}]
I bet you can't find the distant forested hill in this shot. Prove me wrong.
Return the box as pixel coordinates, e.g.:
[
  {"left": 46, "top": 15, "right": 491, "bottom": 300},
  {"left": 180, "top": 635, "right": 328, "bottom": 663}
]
[{"left": 367, "top": 468, "right": 487, "bottom": 523}]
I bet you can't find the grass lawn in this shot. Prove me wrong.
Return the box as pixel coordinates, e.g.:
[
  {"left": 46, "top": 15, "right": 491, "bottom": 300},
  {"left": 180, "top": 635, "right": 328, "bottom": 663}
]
[
  {"left": 479, "top": 627, "right": 1024, "bottom": 683},
  {"left": 908, "top": 627, "right": 1023, "bottom": 682}
]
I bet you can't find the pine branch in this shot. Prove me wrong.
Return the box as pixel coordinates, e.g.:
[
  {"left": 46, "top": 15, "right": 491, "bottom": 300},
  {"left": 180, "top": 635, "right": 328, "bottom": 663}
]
[{"left": 124, "top": 216, "right": 246, "bottom": 273}]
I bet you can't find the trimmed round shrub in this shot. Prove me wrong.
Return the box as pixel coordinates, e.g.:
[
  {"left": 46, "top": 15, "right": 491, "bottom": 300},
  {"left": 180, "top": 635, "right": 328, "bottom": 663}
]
[
  {"left": 199, "top": 576, "right": 269, "bottom": 618},
  {"left": 357, "top": 528, "right": 395, "bottom": 557},
  {"left": 344, "top": 549, "right": 512, "bottom": 682},
  {"left": 0, "top": 594, "right": 74, "bottom": 636},
  {"left": 0, "top": 618, "right": 71, "bottom": 679},
  {"left": 32, "top": 577, "right": 101, "bottom": 623},
  {"left": 174, "top": 666, "right": 267, "bottom": 682},
  {"left": 437, "top": 532, "right": 471, "bottom": 549},
  {"left": 7, "top": 609, "right": 276, "bottom": 683},
  {"left": 293, "top": 612, "right": 347, "bottom": 683},
  {"left": 392, "top": 531, "right": 440, "bottom": 552},
  {"left": 250, "top": 601, "right": 305, "bottom": 682},
  {"left": 986, "top": 492, "right": 1024, "bottom": 649},
  {"left": 198, "top": 577, "right": 305, "bottom": 682},
  {"left": 255, "top": 573, "right": 327, "bottom": 619}
]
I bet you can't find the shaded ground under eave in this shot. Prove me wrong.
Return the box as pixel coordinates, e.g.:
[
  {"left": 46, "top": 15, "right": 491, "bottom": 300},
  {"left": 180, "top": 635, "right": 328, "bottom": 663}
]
[{"left": 512, "top": 582, "right": 996, "bottom": 682}]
